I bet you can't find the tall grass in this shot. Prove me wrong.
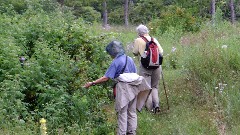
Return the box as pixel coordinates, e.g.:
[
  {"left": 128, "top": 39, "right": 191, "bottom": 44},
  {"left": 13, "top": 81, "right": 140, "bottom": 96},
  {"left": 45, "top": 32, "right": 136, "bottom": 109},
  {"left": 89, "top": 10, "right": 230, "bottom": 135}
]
[{"left": 181, "top": 21, "right": 240, "bottom": 134}]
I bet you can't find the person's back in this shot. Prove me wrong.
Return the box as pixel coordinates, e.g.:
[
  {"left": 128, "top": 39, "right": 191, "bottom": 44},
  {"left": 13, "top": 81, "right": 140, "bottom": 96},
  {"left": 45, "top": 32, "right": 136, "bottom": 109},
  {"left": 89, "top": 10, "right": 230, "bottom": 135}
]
[
  {"left": 105, "top": 54, "right": 137, "bottom": 79},
  {"left": 133, "top": 24, "right": 164, "bottom": 113},
  {"left": 133, "top": 35, "right": 163, "bottom": 57}
]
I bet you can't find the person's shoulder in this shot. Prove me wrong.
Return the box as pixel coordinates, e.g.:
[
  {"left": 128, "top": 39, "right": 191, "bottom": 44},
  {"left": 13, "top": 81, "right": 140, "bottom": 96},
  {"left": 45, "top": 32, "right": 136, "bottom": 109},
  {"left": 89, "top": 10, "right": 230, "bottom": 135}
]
[
  {"left": 134, "top": 37, "right": 145, "bottom": 44},
  {"left": 135, "top": 37, "right": 143, "bottom": 41}
]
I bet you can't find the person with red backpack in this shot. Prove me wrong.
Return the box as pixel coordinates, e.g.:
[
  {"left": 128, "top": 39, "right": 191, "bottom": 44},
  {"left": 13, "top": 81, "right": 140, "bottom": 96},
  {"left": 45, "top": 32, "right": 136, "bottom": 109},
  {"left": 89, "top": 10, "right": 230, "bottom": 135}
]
[{"left": 133, "top": 24, "right": 164, "bottom": 113}]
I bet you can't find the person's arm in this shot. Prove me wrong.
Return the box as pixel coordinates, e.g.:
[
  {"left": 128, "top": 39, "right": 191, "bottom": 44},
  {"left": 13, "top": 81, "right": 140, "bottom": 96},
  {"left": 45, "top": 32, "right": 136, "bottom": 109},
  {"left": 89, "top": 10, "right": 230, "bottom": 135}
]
[
  {"left": 84, "top": 76, "right": 109, "bottom": 88},
  {"left": 132, "top": 39, "right": 140, "bottom": 56}
]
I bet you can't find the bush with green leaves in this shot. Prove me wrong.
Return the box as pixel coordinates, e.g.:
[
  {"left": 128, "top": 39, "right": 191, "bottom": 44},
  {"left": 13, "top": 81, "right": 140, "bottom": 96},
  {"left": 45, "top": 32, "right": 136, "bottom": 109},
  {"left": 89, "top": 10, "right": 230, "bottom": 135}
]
[{"left": 0, "top": 2, "right": 116, "bottom": 134}]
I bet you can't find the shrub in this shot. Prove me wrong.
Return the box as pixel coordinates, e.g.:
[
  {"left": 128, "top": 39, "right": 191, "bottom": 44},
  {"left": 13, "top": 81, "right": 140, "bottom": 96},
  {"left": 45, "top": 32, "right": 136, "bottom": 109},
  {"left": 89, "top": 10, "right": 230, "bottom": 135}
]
[{"left": 0, "top": 3, "right": 115, "bottom": 133}]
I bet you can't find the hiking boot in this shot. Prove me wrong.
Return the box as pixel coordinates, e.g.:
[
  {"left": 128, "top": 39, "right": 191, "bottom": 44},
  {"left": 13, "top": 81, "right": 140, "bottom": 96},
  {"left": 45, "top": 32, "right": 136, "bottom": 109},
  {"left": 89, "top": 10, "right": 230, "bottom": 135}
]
[
  {"left": 127, "top": 130, "right": 136, "bottom": 135},
  {"left": 154, "top": 107, "right": 160, "bottom": 114}
]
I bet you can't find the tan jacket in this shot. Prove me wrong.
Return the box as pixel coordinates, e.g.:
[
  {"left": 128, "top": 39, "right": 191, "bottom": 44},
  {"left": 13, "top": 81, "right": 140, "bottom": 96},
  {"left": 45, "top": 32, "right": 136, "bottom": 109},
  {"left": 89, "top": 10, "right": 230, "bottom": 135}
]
[
  {"left": 115, "top": 73, "right": 152, "bottom": 112},
  {"left": 133, "top": 36, "right": 163, "bottom": 57}
]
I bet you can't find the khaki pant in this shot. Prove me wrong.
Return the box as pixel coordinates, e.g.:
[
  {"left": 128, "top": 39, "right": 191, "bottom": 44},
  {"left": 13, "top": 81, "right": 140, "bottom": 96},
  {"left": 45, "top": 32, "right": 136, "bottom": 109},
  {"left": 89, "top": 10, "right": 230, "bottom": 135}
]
[
  {"left": 139, "top": 64, "right": 161, "bottom": 110},
  {"left": 117, "top": 97, "right": 137, "bottom": 135}
]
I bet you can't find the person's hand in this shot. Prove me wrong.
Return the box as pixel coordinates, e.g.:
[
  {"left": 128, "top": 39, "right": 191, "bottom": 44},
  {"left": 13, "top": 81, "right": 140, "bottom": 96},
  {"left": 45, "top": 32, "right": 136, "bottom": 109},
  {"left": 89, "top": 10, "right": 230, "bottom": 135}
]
[{"left": 84, "top": 82, "right": 94, "bottom": 88}]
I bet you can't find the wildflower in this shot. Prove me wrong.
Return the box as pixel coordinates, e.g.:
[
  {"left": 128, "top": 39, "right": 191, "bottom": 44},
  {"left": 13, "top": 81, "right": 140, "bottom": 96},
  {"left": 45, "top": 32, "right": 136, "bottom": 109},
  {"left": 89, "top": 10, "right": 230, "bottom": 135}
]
[
  {"left": 40, "top": 118, "right": 47, "bottom": 135},
  {"left": 218, "top": 83, "right": 227, "bottom": 93},
  {"left": 221, "top": 45, "right": 228, "bottom": 49},
  {"left": 171, "top": 47, "right": 177, "bottom": 53}
]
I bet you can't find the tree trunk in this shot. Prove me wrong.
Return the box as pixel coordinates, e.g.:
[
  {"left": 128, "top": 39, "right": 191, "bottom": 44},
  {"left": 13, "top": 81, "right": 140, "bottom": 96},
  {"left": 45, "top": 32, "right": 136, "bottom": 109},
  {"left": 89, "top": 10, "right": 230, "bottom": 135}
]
[
  {"left": 124, "top": 0, "right": 129, "bottom": 27},
  {"left": 211, "top": 0, "right": 216, "bottom": 24},
  {"left": 102, "top": 1, "right": 108, "bottom": 27},
  {"left": 229, "top": 0, "right": 236, "bottom": 24}
]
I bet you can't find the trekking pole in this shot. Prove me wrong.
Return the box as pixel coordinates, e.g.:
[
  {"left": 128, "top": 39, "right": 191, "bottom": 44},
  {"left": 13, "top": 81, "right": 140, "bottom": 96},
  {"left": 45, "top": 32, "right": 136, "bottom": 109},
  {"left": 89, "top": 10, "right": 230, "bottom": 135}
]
[{"left": 160, "top": 66, "right": 170, "bottom": 110}]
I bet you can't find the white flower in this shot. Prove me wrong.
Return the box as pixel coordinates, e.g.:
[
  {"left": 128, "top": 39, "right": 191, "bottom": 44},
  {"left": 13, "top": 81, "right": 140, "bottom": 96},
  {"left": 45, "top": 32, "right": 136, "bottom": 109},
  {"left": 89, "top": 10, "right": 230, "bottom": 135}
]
[
  {"left": 221, "top": 45, "right": 228, "bottom": 49},
  {"left": 218, "top": 83, "right": 227, "bottom": 93},
  {"left": 171, "top": 47, "right": 177, "bottom": 52}
]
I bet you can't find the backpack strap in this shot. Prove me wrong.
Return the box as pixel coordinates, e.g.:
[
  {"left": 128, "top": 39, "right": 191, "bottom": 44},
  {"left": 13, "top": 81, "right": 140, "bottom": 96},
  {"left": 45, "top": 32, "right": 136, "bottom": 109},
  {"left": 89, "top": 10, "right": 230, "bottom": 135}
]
[
  {"left": 151, "top": 37, "right": 154, "bottom": 42},
  {"left": 140, "top": 36, "right": 154, "bottom": 42},
  {"left": 141, "top": 36, "right": 151, "bottom": 51},
  {"left": 140, "top": 36, "right": 149, "bottom": 42}
]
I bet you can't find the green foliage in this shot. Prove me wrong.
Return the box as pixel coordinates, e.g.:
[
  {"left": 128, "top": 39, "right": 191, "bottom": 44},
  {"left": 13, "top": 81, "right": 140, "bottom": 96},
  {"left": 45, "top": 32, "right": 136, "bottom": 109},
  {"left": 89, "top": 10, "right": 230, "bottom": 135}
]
[
  {"left": 129, "top": 0, "right": 164, "bottom": 24},
  {"left": 173, "top": 0, "right": 211, "bottom": 18},
  {"left": 0, "top": 0, "right": 27, "bottom": 14},
  {"left": 73, "top": 6, "right": 101, "bottom": 23},
  {"left": 0, "top": 1, "right": 114, "bottom": 133},
  {"left": 213, "top": 7, "right": 225, "bottom": 24},
  {"left": 64, "top": 0, "right": 102, "bottom": 23},
  {"left": 0, "top": 0, "right": 60, "bottom": 14},
  {"left": 149, "top": 5, "right": 201, "bottom": 35},
  {"left": 108, "top": 7, "right": 124, "bottom": 25}
]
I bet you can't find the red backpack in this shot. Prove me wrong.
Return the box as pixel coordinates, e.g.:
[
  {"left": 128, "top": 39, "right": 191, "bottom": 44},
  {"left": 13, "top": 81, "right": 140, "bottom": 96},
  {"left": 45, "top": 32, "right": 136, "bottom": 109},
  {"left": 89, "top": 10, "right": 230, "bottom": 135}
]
[{"left": 141, "top": 36, "right": 163, "bottom": 69}]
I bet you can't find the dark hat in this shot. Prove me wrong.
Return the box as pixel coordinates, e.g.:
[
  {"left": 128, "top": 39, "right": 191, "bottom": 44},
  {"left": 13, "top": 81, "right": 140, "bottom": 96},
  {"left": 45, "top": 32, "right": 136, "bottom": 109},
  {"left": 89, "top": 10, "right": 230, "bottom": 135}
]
[{"left": 106, "top": 40, "right": 125, "bottom": 58}]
